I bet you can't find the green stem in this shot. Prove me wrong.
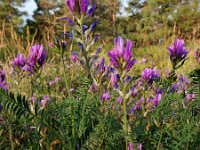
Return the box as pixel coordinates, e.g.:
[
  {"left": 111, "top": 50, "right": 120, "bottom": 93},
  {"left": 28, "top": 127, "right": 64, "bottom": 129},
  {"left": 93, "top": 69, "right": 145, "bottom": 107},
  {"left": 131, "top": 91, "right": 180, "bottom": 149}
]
[
  {"left": 122, "top": 98, "right": 128, "bottom": 150},
  {"left": 156, "top": 128, "right": 163, "bottom": 150},
  {"left": 80, "top": 15, "right": 92, "bottom": 81}
]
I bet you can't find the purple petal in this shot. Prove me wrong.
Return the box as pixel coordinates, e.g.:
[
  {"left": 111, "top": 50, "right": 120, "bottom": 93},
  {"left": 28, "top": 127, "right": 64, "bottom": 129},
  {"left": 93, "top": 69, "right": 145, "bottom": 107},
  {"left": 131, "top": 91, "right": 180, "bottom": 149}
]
[{"left": 87, "top": 2, "right": 97, "bottom": 16}]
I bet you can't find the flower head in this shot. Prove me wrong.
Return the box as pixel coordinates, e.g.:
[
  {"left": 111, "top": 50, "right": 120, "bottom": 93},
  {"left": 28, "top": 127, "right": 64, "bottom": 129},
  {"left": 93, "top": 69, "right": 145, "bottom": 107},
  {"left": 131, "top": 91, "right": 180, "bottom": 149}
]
[
  {"left": 70, "top": 51, "right": 79, "bottom": 62},
  {"left": 27, "top": 44, "right": 46, "bottom": 73},
  {"left": 117, "top": 96, "right": 123, "bottom": 104},
  {"left": 66, "top": 0, "right": 75, "bottom": 13},
  {"left": 41, "top": 96, "right": 50, "bottom": 108},
  {"left": 108, "top": 36, "right": 136, "bottom": 72},
  {"left": 101, "top": 91, "right": 110, "bottom": 101},
  {"left": 66, "top": 0, "right": 96, "bottom": 15},
  {"left": 167, "top": 39, "right": 188, "bottom": 66},
  {"left": 141, "top": 68, "right": 160, "bottom": 84},
  {"left": 49, "top": 80, "right": 55, "bottom": 87},
  {"left": 80, "top": 0, "right": 89, "bottom": 13},
  {"left": 152, "top": 93, "right": 162, "bottom": 107},
  {"left": 11, "top": 54, "right": 26, "bottom": 70},
  {"left": 185, "top": 93, "right": 196, "bottom": 102}
]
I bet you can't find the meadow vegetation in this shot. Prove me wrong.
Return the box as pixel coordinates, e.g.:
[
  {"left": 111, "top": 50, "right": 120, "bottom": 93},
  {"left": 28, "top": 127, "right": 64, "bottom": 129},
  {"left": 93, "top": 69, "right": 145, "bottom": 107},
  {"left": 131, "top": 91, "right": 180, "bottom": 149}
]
[{"left": 0, "top": 0, "right": 200, "bottom": 149}]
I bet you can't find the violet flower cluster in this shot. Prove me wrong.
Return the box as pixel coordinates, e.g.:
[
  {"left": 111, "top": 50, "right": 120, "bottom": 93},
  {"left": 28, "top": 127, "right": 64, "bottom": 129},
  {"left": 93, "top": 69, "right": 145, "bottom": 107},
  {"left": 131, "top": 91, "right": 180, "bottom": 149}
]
[
  {"left": 11, "top": 44, "right": 46, "bottom": 75},
  {"left": 141, "top": 68, "right": 160, "bottom": 84},
  {"left": 167, "top": 39, "right": 188, "bottom": 67},
  {"left": 66, "top": 0, "right": 96, "bottom": 16},
  {"left": 108, "top": 36, "right": 136, "bottom": 72}
]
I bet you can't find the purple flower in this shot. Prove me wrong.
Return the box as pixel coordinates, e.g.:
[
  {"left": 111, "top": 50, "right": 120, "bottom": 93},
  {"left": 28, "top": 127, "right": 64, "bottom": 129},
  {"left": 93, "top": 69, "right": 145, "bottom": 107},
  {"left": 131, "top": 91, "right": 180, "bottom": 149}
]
[
  {"left": 152, "top": 93, "right": 162, "bottom": 107},
  {"left": 178, "top": 75, "right": 189, "bottom": 84},
  {"left": 90, "top": 20, "right": 99, "bottom": 32},
  {"left": 27, "top": 44, "right": 46, "bottom": 72},
  {"left": 185, "top": 94, "right": 196, "bottom": 102},
  {"left": 128, "top": 143, "right": 134, "bottom": 150},
  {"left": 110, "top": 73, "right": 119, "bottom": 86},
  {"left": 131, "top": 88, "right": 138, "bottom": 97},
  {"left": 82, "top": 25, "right": 89, "bottom": 33},
  {"left": 123, "top": 40, "right": 132, "bottom": 61},
  {"left": 70, "top": 51, "right": 79, "bottom": 62},
  {"left": 11, "top": 54, "right": 26, "bottom": 70},
  {"left": 70, "top": 88, "right": 74, "bottom": 92},
  {"left": 141, "top": 68, "right": 160, "bottom": 84},
  {"left": 170, "top": 75, "right": 189, "bottom": 93},
  {"left": 49, "top": 80, "right": 55, "bottom": 87},
  {"left": 131, "top": 100, "right": 142, "bottom": 112},
  {"left": 87, "top": 2, "right": 96, "bottom": 16},
  {"left": 117, "top": 96, "right": 123, "bottom": 104},
  {"left": 0, "top": 69, "right": 8, "bottom": 90},
  {"left": 126, "top": 59, "right": 136, "bottom": 72},
  {"left": 98, "top": 57, "right": 105, "bottom": 72},
  {"left": 124, "top": 76, "right": 132, "bottom": 83},
  {"left": 101, "top": 91, "right": 110, "bottom": 101},
  {"left": 138, "top": 144, "right": 142, "bottom": 150},
  {"left": 66, "top": 0, "right": 75, "bottom": 13},
  {"left": 167, "top": 39, "right": 188, "bottom": 65},
  {"left": 170, "top": 83, "right": 179, "bottom": 93},
  {"left": 108, "top": 37, "right": 136, "bottom": 72},
  {"left": 41, "top": 96, "right": 50, "bottom": 108},
  {"left": 55, "top": 77, "right": 61, "bottom": 82},
  {"left": 80, "top": 0, "right": 89, "bottom": 13}
]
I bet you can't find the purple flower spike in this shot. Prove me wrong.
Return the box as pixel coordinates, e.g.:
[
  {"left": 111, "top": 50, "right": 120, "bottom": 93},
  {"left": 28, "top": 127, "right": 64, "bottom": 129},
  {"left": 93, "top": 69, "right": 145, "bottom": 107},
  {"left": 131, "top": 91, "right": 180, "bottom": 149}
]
[
  {"left": 87, "top": 2, "right": 96, "bottom": 16},
  {"left": 101, "top": 91, "right": 110, "bottom": 101},
  {"left": 66, "top": 0, "right": 75, "bottom": 13},
  {"left": 167, "top": 39, "right": 188, "bottom": 65},
  {"left": 80, "top": 0, "right": 89, "bottom": 13},
  {"left": 108, "top": 36, "right": 136, "bottom": 72},
  {"left": 28, "top": 44, "right": 46, "bottom": 69}
]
